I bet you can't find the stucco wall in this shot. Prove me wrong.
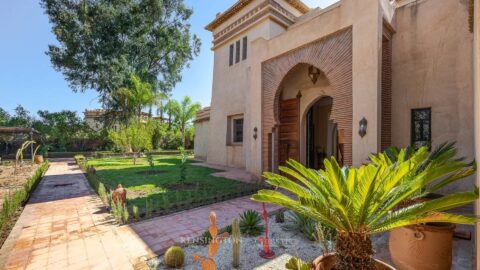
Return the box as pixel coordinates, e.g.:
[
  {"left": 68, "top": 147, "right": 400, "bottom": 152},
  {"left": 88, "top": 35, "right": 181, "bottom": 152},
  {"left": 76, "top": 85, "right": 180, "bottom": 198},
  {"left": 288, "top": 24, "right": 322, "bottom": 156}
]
[
  {"left": 473, "top": 0, "right": 479, "bottom": 264},
  {"left": 207, "top": 18, "right": 288, "bottom": 167},
  {"left": 194, "top": 120, "right": 209, "bottom": 160},
  {"left": 248, "top": 0, "right": 386, "bottom": 176},
  {"left": 206, "top": 0, "right": 473, "bottom": 179},
  {"left": 391, "top": 0, "right": 474, "bottom": 192}
]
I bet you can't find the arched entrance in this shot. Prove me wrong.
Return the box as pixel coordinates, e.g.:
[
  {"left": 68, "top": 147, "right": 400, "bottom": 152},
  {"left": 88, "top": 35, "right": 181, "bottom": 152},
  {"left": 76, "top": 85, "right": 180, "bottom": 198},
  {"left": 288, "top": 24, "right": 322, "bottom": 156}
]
[
  {"left": 304, "top": 96, "right": 339, "bottom": 169},
  {"left": 262, "top": 28, "right": 352, "bottom": 172}
]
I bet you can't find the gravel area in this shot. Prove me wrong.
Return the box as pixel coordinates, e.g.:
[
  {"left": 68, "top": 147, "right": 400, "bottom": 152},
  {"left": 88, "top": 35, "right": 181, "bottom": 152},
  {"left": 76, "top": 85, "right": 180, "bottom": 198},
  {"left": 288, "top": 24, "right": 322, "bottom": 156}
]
[
  {"left": 147, "top": 211, "right": 474, "bottom": 270},
  {"left": 148, "top": 212, "right": 330, "bottom": 270}
]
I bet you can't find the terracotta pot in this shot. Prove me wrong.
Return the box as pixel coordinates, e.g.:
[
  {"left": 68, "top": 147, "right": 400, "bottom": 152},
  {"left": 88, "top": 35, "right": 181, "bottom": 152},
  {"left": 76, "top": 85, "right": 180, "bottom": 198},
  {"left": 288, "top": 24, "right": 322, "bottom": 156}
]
[
  {"left": 389, "top": 223, "right": 455, "bottom": 270},
  {"left": 34, "top": 155, "right": 44, "bottom": 164},
  {"left": 312, "top": 253, "right": 395, "bottom": 270},
  {"left": 112, "top": 184, "right": 127, "bottom": 205}
]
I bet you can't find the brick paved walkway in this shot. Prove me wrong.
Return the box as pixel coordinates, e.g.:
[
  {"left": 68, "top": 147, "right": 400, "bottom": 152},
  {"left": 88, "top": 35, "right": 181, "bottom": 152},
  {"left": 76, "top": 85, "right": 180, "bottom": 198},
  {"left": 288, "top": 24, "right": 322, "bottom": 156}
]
[
  {"left": 130, "top": 196, "right": 281, "bottom": 254},
  {"left": 0, "top": 160, "right": 154, "bottom": 270},
  {"left": 0, "top": 159, "right": 280, "bottom": 270}
]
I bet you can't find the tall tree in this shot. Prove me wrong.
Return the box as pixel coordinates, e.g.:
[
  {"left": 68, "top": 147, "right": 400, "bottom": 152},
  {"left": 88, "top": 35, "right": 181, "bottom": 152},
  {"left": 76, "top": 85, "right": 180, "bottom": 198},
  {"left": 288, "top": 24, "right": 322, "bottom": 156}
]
[
  {"left": 41, "top": 0, "right": 201, "bottom": 108},
  {"left": 0, "top": 108, "right": 10, "bottom": 126},
  {"left": 8, "top": 105, "right": 33, "bottom": 127},
  {"left": 154, "top": 92, "right": 169, "bottom": 119},
  {"left": 33, "top": 110, "right": 88, "bottom": 150},
  {"left": 172, "top": 96, "right": 201, "bottom": 148},
  {"left": 164, "top": 99, "right": 180, "bottom": 130}
]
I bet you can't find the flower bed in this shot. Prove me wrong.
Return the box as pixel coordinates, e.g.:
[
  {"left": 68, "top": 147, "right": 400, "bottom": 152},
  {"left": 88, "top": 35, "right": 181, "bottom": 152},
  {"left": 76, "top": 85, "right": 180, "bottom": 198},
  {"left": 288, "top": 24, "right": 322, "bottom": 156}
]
[
  {"left": 74, "top": 155, "right": 262, "bottom": 223},
  {"left": 0, "top": 161, "right": 49, "bottom": 247}
]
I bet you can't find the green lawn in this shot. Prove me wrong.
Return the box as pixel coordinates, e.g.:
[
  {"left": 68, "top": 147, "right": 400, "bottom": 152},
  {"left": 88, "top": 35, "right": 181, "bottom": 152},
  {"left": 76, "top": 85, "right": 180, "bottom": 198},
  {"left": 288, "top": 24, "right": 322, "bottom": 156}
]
[{"left": 87, "top": 155, "right": 260, "bottom": 217}]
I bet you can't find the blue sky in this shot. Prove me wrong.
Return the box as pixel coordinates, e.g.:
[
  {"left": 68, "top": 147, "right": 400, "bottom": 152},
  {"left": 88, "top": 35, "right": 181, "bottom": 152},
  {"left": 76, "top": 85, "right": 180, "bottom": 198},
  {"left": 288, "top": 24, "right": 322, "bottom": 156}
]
[{"left": 0, "top": 0, "right": 337, "bottom": 116}]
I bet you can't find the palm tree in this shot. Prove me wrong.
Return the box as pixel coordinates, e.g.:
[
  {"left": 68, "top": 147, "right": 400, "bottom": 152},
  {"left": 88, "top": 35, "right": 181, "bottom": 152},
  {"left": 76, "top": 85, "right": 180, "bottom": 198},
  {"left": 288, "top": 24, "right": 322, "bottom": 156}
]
[
  {"left": 164, "top": 99, "right": 180, "bottom": 130},
  {"left": 252, "top": 146, "right": 477, "bottom": 270},
  {"left": 173, "top": 96, "right": 201, "bottom": 148},
  {"left": 111, "top": 73, "right": 154, "bottom": 123},
  {"left": 372, "top": 142, "right": 474, "bottom": 197},
  {"left": 154, "top": 92, "right": 169, "bottom": 119}
]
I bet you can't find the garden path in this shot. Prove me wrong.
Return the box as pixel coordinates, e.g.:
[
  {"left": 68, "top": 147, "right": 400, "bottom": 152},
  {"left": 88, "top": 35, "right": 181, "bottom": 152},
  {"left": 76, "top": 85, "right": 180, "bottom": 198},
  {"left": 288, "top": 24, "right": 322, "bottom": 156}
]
[
  {"left": 0, "top": 159, "right": 155, "bottom": 270},
  {"left": 0, "top": 159, "right": 281, "bottom": 270},
  {"left": 129, "top": 194, "right": 282, "bottom": 255}
]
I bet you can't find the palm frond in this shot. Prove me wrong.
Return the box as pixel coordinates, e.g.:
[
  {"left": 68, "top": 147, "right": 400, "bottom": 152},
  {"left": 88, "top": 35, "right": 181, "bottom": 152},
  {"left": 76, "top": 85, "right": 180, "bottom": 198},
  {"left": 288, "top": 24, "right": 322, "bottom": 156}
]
[
  {"left": 253, "top": 144, "right": 478, "bottom": 237},
  {"left": 371, "top": 212, "right": 477, "bottom": 233}
]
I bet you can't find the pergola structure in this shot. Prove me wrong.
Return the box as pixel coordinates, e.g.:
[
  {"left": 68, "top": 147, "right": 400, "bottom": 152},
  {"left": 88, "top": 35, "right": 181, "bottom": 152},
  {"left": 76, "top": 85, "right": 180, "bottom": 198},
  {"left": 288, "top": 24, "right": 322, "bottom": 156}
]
[{"left": 0, "top": 127, "right": 40, "bottom": 158}]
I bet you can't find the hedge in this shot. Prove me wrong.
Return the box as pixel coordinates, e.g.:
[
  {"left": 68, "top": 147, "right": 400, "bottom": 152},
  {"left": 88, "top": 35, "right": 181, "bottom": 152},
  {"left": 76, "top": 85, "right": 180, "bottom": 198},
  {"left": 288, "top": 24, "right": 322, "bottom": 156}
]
[{"left": 0, "top": 161, "right": 49, "bottom": 240}]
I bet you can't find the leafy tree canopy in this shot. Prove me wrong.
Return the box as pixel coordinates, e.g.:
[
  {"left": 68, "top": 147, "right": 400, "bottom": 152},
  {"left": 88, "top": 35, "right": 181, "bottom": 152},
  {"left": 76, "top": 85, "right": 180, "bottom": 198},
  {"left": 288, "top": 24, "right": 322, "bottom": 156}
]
[
  {"left": 41, "top": 0, "right": 201, "bottom": 105},
  {"left": 108, "top": 120, "right": 153, "bottom": 153},
  {"left": 7, "top": 106, "right": 33, "bottom": 128},
  {"left": 0, "top": 108, "right": 10, "bottom": 126},
  {"left": 33, "top": 110, "right": 90, "bottom": 141}
]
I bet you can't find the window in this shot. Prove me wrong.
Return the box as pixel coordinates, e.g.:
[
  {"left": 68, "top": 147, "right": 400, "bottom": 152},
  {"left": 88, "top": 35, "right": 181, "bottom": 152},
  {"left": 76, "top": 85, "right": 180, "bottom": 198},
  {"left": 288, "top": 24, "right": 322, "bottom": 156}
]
[
  {"left": 233, "top": 118, "right": 244, "bottom": 143},
  {"left": 411, "top": 108, "right": 431, "bottom": 148},
  {"left": 242, "top": 36, "right": 248, "bottom": 60},
  {"left": 235, "top": 40, "right": 241, "bottom": 63},
  {"left": 229, "top": 44, "right": 234, "bottom": 66},
  {"left": 227, "top": 115, "right": 244, "bottom": 144}
]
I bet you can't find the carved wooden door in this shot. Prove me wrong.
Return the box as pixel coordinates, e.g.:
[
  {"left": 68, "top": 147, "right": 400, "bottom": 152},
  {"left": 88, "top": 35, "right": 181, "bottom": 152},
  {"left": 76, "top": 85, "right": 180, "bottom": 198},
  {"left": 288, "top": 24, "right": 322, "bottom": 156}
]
[{"left": 278, "top": 98, "right": 300, "bottom": 166}]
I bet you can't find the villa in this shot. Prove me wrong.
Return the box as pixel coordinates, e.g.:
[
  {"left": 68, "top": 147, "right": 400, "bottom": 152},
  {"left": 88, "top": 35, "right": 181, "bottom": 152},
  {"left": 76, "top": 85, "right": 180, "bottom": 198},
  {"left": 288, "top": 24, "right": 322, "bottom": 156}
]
[
  {"left": 84, "top": 109, "right": 166, "bottom": 131},
  {"left": 195, "top": 0, "right": 476, "bottom": 193}
]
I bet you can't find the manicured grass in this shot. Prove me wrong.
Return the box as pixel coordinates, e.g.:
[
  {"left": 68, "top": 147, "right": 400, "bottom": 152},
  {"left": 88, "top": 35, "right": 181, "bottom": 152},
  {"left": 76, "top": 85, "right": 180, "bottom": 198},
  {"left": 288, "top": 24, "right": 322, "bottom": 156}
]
[{"left": 87, "top": 156, "right": 260, "bottom": 217}]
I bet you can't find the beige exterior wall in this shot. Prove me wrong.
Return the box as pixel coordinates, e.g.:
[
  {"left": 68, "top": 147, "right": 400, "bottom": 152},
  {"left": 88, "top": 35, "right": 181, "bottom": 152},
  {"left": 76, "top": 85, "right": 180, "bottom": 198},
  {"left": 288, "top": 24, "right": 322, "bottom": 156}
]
[
  {"left": 200, "top": 0, "right": 475, "bottom": 181},
  {"left": 201, "top": 0, "right": 391, "bottom": 175},
  {"left": 194, "top": 120, "right": 209, "bottom": 160},
  {"left": 247, "top": 0, "right": 387, "bottom": 175},
  {"left": 207, "top": 13, "right": 289, "bottom": 168},
  {"left": 391, "top": 0, "right": 475, "bottom": 193}
]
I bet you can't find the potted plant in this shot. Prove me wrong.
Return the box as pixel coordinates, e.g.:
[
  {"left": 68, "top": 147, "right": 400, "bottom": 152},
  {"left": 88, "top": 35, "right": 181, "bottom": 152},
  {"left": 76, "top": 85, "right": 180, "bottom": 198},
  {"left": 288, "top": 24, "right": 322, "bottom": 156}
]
[
  {"left": 373, "top": 143, "right": 476, "bottom": 270},
  {"left": 252, "top": 146, "right": 478, "bottom": 270},
  {"left": 33, "top": 145, "right": 44, "bottom": 164}
]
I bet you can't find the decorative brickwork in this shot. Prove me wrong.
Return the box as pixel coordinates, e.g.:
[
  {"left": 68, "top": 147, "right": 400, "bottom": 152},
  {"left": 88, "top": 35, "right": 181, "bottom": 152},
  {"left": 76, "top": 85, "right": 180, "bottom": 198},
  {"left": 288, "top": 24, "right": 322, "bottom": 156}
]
[
  {"left": 381, "top": 34, "right": 393, "bottom": 151},
  {"left": 261, "top": 28, "right": 353, "bottom": 171}
]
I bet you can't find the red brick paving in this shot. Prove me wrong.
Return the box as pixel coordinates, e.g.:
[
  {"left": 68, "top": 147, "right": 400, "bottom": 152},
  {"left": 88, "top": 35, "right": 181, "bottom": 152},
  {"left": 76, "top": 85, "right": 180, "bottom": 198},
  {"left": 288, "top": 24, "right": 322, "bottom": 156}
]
[
  {"left": 130, "top": 196, "right": 281, "bottom": 254},
  {"left": 0, "top": 159, "right": 279, "bottom": 270},
  {"left": 0, "top": 160, "right": 154, "bottom": 270}
]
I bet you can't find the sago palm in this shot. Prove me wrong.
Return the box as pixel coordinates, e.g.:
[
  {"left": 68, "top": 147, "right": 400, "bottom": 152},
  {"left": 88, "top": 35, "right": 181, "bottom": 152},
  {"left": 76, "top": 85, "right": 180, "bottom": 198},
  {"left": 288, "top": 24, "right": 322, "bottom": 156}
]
[{"left": 252, "top": 146, "right": 477, "bottom": 270}]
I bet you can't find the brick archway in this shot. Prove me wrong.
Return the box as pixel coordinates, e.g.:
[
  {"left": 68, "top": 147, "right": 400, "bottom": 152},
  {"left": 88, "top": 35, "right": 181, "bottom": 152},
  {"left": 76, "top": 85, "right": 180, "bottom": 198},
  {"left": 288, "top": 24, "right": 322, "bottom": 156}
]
[{"left": 262, "top": 28, "right": 353, "bottom": 171}]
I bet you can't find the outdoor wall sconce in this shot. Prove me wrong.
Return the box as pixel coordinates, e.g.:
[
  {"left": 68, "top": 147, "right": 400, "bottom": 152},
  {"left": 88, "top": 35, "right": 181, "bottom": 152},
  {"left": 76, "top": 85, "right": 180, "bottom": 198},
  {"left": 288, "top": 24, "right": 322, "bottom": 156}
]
[
  {"left": 308, "top": 65, "right": 321, "bottom": 84},
  {"left": 253, "top": 127, "right": 258, "bottom": 140},
  {"left": 359, "top": 117, "right": 368, "bottom": 138}
]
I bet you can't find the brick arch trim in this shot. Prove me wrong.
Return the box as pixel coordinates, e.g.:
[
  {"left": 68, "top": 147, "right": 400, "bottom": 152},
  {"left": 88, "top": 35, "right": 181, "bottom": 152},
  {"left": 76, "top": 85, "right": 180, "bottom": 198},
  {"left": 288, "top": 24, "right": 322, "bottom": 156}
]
[{"left": 261, "top": 27, "right": 353, "bottom": 171}]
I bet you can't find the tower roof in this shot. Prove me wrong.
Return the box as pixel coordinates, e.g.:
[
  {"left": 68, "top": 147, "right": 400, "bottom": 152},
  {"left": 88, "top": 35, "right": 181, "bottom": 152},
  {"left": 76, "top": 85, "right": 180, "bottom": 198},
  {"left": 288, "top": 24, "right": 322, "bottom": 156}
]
[{"left": 205, "top": 0, "right": 310, "bottom": 31}]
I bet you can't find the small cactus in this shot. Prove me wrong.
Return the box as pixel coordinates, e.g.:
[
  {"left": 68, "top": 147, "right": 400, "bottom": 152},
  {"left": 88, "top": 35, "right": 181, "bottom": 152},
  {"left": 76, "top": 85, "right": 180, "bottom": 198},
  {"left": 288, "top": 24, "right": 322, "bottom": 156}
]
[
  {"left": 132, "top": 205, "right": 139, "bottom": 220},
  {"left": 122, "top": 206, "right": 129, "bottom": 223},
  {"left": 164, "top": 246, "right": 185, "bottom": 268},
  {"left": 232, "top": 218, "right": 241, "bottom": 268},
  {"left": 193, "top": 212, "right": 229, "bottom": 270}
]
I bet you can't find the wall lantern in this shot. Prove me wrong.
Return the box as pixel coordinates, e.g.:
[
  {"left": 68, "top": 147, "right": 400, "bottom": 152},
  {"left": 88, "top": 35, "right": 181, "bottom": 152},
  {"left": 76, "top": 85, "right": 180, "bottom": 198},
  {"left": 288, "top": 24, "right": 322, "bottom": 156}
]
[
  {"left": 308, "top": 65, "right": 321, "bottom": 84},
  {"left": 253, "top": 127, "right": 258, "bottom": 140},
  {"left": 359, "top": 117, "right": 368, "bottom": 138}
]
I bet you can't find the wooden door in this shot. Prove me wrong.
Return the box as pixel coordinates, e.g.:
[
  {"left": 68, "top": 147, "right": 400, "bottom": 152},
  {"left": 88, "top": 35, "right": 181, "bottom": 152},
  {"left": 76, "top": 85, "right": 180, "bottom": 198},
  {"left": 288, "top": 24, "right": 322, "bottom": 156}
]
[{"left": 278, "top": 98, "right": 300, "bottom": 166}]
